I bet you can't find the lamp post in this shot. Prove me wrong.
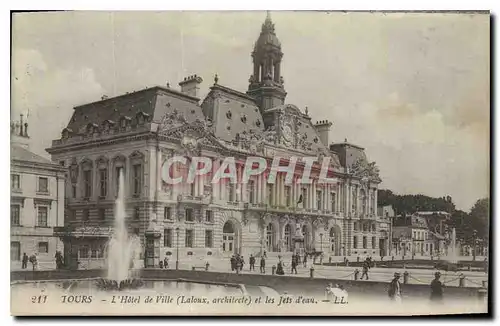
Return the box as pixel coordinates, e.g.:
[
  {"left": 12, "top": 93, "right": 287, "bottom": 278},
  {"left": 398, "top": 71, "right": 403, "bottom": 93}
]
[
  {"left": 320, "top": 233, "right": 323, "bottom": 252},
  {"left": 472, "top": 230, "right": 477, "bottom": 261},
  {"left": 175, "top": 227, "right": 180, "bottom": 270}
]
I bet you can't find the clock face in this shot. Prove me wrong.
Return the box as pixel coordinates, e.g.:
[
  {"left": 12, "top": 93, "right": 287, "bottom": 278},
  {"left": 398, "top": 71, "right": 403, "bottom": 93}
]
[{"left": 282, "top": 125, "right": 292, "bottom": 141}]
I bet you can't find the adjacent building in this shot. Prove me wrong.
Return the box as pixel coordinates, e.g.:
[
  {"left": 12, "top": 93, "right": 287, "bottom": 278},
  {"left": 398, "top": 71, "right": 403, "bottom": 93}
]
[
  {"left": 48, "top": 13, "right": 386, "bottom": 268},
  {"left": 392, "top": 211, "right": 450, "bottom": 257},
  {"left": 10, "top": 115, "right": 66, "bottom": 270}
]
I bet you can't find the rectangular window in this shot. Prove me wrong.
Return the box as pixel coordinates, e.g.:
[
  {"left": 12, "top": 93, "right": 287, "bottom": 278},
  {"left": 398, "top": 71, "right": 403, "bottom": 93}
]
[
  {"left": 134, "top": 207, "right": 140, "bottom": 220},
  {"left": 205, "top": 230, "right": 213, "bottom": 248},
  {"left": 11, "top": 174, "right": 20, "bottom": 190},
  {"left": 285, "top": 186, "right": 291, "bottom": 207},
  {"left": 133, "top": 228, "right": 140, "bottom": 236},
  {"left": 164, "top": 228, "right": 173, "bottom": 247},
  {"left": 133, "top": 164, "right": 141, "bottom": 196},
  {"left": 205, "top": 210, "right": 213, "bottom": 223},
  {"left": 11, "top": 204, "right": 20, "bottom": 226},
  {"left": 37, "top": 206, "right": 48, "bottom": 227},
  {"left": 228, "top": 183, "right": 235, "bottom": 201},
  {"left": 372, "top": 237, "right": 376, "bottom": 249},
  {"left": 316, "top": 190, "right": 322, "bottom": 210},
  {"left": 353, "top": 236, "right": 358, "bottom": 249},
  {"left": 82, "top": 209, "right": 89, "bottom": 221},
  {"left": 98, "top": 208, "right": 106, "bottom": 220},
  {"left": 79, "top": 246, "right": 89, "bottom": 259},
  {"left": 72, "top": 185, "right": 77, "bottom": 198},
  {"left": 301, "top": 188, "right": 307, "bottom": 208},
  {"left": 38, "top": 177, "right": 48, "bottom": 193},
  {"left": 267, "top": 185, "right": 273, "bottom": 205},
  {"left": 164, "top": 207, "right": 172, "bottom": 220},
  {"left": 38, "top": 242, "right": 49, "bottom": 254},
  {"left": 185, "top": 208, "right": 194, "bottom": 222},
  {"left": 190, "top": 182, "right": 195, "bottom": 197},
  {"left": 99, "top": 169, "right": 108, "bottom": 198},
  {"left": 331, "top": 192, "right": 336, "bottom": 212},
  {"left": 363, "top": 236, "right": 367, "bottom": 249},
  {"left": 185, "top": 229, "right": 194, "bottom": 248},
  {"left": 59, "top": 160, "right": 65, "bottom": 167},
  {"left": 413, "top": 231, "right": 416, "bottom": 239},
  {"left": 83, "top": 170, "right": 92, "bottom": 198},
  {"left": 115, "top": 167, "right": 123, "bottom": 195},
  {"left": 11, "top": 241, "right": 21, "bottom": 261},
  {"left": 248, "top": 180, "right": 255, "bottom": 204}
]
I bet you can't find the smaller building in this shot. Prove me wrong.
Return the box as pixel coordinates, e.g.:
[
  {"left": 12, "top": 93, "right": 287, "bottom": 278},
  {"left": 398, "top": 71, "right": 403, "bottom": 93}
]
[
  {"left": 10, "top": 115, "right": 66, "bottom": 270},
  {"left": 392, "top": 211, "right": 449, "bottom": 257}
]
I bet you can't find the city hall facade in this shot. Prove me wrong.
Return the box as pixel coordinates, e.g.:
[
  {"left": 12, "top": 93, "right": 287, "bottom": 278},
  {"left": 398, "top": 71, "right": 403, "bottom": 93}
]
[{"left": 48, "top": 14, "right": 388, "bottom": 268}]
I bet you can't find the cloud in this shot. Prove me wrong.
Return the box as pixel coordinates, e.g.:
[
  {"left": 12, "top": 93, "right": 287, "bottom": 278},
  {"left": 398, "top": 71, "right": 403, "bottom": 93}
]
[{"left": 11, "top": 48, "right": 105, "bottom": 157}]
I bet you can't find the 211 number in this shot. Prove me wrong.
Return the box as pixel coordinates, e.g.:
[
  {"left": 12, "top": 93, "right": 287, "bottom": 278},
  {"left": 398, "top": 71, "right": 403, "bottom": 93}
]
[{"left": 31, "top": 295, "right": 47, "bottom": 304}]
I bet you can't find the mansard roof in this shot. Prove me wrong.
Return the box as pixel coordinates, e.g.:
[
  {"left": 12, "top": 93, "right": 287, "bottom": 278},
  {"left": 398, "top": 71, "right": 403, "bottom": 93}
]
[
  {"left": 65, "top": 86, "right": 202, "bottom": 135},
  {"left": 202, "top": 83, "right": 264, "bottom": 143}
]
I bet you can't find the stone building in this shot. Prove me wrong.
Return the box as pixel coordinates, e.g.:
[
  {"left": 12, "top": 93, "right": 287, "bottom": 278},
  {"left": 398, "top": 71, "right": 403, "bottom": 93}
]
[
  {"left": 11, "top": 115, "right": 66, "bottom": 270},
  {"left": 48, "top": 13, "right": 385, "bottom": 268},
  {"left": 392, "top": 211, "right": 450, "bottom": 257}
]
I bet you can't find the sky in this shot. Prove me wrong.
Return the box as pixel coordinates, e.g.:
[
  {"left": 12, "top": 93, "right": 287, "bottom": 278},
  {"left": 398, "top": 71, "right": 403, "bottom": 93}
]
[{"left": 11, "top": 11, "right": 490, "bottom": 211}]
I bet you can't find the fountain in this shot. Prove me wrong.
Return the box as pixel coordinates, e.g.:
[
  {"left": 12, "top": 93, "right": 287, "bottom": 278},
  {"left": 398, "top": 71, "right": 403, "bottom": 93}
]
[
  {"left": 446, "top": 228, "right": 459, "bottom": 264},
  {"left": 100, "top": 170, "right": 142, "bottom": 291}
]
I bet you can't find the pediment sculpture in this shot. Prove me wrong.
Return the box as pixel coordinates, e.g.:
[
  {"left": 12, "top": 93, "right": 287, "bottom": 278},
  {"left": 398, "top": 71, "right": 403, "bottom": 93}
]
[
  {"left": 350, "top": 157, "right": 381, "bottom": 182},
  {"left": 157, "top": 109, "right": 188, "bottom": 133}
]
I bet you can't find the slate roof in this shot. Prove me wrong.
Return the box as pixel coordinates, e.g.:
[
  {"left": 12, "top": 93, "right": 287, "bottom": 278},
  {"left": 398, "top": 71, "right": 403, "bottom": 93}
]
[
  {"left": 65, "top": 86, "right": 202, "bottom": 135},
  {"left": 11, "top": 145, "right": 55, "bottom": 165},
  {"left": 202, "top": 83, "right": 264, "bottom": 142}
]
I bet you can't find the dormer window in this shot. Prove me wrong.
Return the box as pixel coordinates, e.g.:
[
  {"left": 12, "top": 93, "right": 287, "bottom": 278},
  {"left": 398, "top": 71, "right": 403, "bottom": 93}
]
[
  {"left": 136, "top": 111, "right": 149, "bottom": 125},
  {"left": 61, "top": 128, "right": 72, "bottom": 139},
  {"left": 241, "top": 115, "right": 247, "bottom": 123},
  {"left": 120, "top": 116, "right": 131, "bottom": 128},
  {"left": 256, "top": 120, "right": 261, "bottom": 127},
  {"left": 226, "top": 111, "right": 232, "bottom": 119}
]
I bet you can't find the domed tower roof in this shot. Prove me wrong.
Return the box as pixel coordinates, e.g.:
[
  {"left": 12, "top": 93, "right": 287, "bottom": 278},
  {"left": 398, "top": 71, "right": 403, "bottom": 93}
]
[{"left": 253, "top": 11, "right": 281, "bottom": 51}]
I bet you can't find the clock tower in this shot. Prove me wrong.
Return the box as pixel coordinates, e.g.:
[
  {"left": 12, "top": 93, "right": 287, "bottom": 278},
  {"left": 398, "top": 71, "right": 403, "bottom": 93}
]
[{"left": 247, "top": 11, "right": 287, "bottom": 112}]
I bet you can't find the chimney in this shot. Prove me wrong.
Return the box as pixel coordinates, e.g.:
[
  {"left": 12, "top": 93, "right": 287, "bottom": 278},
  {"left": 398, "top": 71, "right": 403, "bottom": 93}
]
[
  {"left": 179, "top": 74, "right": 203, "bottom": 98},
  {"left": 11, "top": 113, "right": 30, "bottom": 149},
  {"left": 314, "top": 119, "right": 333, "bottom": 146}
]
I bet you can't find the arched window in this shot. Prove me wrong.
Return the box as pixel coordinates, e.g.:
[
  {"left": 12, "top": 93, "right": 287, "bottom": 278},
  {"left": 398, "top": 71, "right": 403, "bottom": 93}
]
[
  {"left": 284, "top": 224, "right": 292, "bottom": 252},
  {"left": 266, "top": 223, "right": 274, "bottom": 252},
  {"left": 329, "top": 227, "right": 336, "bottom": 252}
]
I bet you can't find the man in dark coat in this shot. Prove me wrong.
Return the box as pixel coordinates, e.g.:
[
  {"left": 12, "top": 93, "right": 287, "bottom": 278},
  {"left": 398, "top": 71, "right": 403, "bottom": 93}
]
[
  {"left": 430, "top": 272, "right": 444, "bottom": 302},
  {"left": 291, "top": 256, "right": 298, "bottom": 274},
  {"left": 260, "top": 256, "right": 266, "bottom": 274},
  {"left": 249, "top": 254, "right": 256, "bottom": 271},
  {"left": 230, "top": 255, "right": 236, "bottom": 272},
  {"left": 360, "top": 260, "right": 370, "bottom": 280},
  {"left": 22, "top": 253, "right": 28, "bottom": 269}
]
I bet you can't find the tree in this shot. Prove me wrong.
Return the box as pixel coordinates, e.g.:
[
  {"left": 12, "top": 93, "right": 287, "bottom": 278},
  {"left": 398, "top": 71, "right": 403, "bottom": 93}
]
[{"left": 469, "top": 198, "right": 489, "bottom": 241}]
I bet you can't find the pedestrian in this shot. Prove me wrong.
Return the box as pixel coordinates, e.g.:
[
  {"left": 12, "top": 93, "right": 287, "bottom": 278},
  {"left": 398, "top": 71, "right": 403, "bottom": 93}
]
[
  {"left": 249, "top": 254, "right": 256, "bottom": 271},
  {"left": 388, "top": 272, "right": 402, "bottom": 303},
  {"left": 260, "top": 256, "right": 266, "bottom": 274},
  {"left": 230, "top": 255, "right": 236, "bottom": 272},
  {"left": 30, "top": 254, "right": 38, "bottom": 271},
  {"left": 22, "top": 253, "right": 28, "bottom": 269},
  {"left": 360, "top": 260, "right": 370, "bottom": 280},
  {"left": 430, "top": 272, "right": 444, "bottom": 302},
  {"left": 159, "top": 260, "right": 164, "bottom": 269},
  {"left": 296, "top": 253, "right": 301, "bottom": 265},
  {"left": 276, "top": 259, "right": 285, "bottom": 275},
  {"left": 240, "top": 255, "right": 245, "bottom": 272},
  {"left": 263, "top": 251, "right": 267, "bottom": 259},
  {"left": 303, "top": 254, "right": 308, "bottom": 268},
  {"left": 291, "top": 255, "right": 298, "bottom": 274},
  {"left": 164, "top": 256, "right": 169, "bottom": 269}
]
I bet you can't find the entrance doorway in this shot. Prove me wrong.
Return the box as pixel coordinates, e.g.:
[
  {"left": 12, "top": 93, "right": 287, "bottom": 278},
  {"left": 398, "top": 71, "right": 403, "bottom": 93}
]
[
  {"left": 222, "top": 221, "right": 236, "bottom": 254},
  {"left": 379, "top": 238, "right": 387, "bottom": 257}
]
